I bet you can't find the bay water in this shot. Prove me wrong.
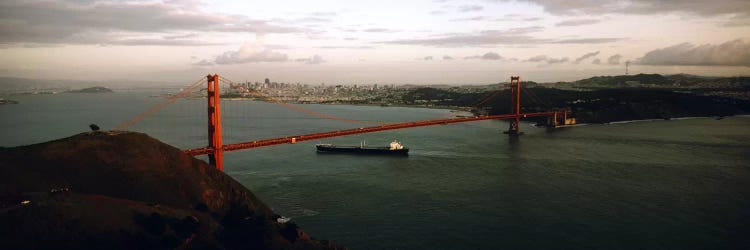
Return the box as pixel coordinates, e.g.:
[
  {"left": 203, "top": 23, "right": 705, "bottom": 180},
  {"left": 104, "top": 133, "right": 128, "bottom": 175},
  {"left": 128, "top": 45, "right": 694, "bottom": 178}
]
[{"left": 1, "top": 91, "right": 748, "bottom": 249}]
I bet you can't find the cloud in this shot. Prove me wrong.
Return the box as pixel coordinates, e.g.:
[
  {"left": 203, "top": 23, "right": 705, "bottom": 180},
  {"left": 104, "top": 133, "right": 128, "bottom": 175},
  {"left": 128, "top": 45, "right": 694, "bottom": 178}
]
[
  {"left": 215, "top": 49, "right": 288, "bottom": 64},
  {"left": 608, "top": 54, "right": 623, "bottom": 65},
  {"left": 573, "top": 51, "right": 600, "bottom": 63},
  {"left": 362, "top": 28, "right": 398, "bottom": 33},
  {"left": 723, "top": 14, "right": 750, "bottom": 26},
  {"left": 0, "top": 1, "right": 303, "bottom": 45},
  {"left": 553, "top": 38, "right": 626, "bottom": 44},
  {"left": 637, "top": 39, "right": 750, "bottom": 67},
  {"left": 547, "top": 57, "right": 569, "bottom": 63},
  {"left": 465, "top": 52, "right": 503, "bottom": 60},
  {"left": 430, "top": 10, "right": 447, "bottom": 15},
  {"left": 316, "top": 45, "right": 375, "bottom": 49},
  {"left": 296, "top": 55, "right": 326, "bottom": 64},
  {"left": 458, "top": 5, "right": 484, "bottom": 12},
  {"left": 451, "top": 16, "right": 488, "bottom": 21},
  {"left": 592, "top": 58, "right": 602, "bottom": 64},
  {"left": 310, "top": 12, "right": 336, "bottom": 17},
  {"left": 443, "top": 55, "right": 454, "bottom": 60},
  {"left": 163, "top": 33, "right": 198, "bottom": 40},
  {"left": 388, "top": 27, "right": 544, "bottom": 47},
  {"left": 295, "top": 17, "right": 331, "bottom": 23},
  {"left": 192, "top": 59, "right": 213, "bottom": 66},
  {"left": 383, "top": 26, "right": 624, "bottom": 47},
  {"left": 526, "top": 55, "right": 549, "bottom": 62},
  {"left": 491, "top": 0, "right": 750, "bottom": 16},
  {"left": 482, "top": 52, "right": 503, "bottom": 60},
  {"left": 555, "top": 19, "right": 601, "bottom": 26},
  {"left": 214, "top": 42, "right": 288, "bottom": 64},
  {"left": 495, "top": 13, "right": 519, "bottom": 21},
  {"left": 494, "top": 15, "right": 543, "bottom": 22},
  {"left": 264, "top": 44, "right": 293, "bottom": 50},
  {"left": 420, "top": 56, "right": 434, "bottom": 60},
  {"left": 525, "top": 55, "right": 569, "bottom": 64},
  {"left": 109, "top": 38, "right": 221, "bottom": 46}
]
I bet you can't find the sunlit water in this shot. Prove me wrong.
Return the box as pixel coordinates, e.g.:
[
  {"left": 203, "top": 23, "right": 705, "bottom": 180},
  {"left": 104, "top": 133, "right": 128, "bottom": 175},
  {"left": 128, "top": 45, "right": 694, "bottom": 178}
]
[{"left": 2, "top": 91, "right": 749, "bottom": 249}]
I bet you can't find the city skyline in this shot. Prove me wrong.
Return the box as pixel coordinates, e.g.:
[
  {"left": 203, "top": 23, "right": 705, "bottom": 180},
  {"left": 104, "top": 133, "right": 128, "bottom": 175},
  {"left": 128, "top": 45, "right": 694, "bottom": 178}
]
[{"left": 0, "top": 0, "right": 749, "bottom": 85}]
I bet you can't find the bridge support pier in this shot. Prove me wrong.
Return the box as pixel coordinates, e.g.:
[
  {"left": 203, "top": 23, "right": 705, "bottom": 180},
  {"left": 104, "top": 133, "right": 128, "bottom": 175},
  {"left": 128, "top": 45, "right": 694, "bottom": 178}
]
[
  {"left": 504, "top": 76, "right": 524, "bottom": 135},
  {"left": 553, "top": 111, "right": 560, "bottom": 127},
  {"left": 207, "top": 74, "right": 224, "bottom": 171}
]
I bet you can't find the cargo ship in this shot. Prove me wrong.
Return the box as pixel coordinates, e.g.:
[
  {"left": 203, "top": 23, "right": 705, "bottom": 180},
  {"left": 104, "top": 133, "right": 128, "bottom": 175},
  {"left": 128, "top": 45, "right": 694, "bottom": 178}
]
[{"left": 316, "top": 140, "right": 409, "bottom": 156}]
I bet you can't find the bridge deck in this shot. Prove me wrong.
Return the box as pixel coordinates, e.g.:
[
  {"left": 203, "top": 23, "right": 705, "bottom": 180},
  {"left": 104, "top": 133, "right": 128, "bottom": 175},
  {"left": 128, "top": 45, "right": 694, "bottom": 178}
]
[{"left": 184, "top": 112, "right": 555, "bottom": 155}]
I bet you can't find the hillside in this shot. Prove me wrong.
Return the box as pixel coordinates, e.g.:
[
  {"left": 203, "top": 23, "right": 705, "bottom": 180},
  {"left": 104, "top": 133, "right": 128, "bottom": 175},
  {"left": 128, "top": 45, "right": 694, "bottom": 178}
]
[
  {"left": 401, "top": 87, "right": 750, "bottom": 123},
  {"left": 67, "top": 86, "right": 114, "bottom": 93},
  {"left": 0, "top": 131, "right": 342, "bottom": 249},
  {"left": 574, "top": 74, "right": 670, "bottom": 87},
  {"left": 569, "top": 74, "right": 750, "bottom": 89}
]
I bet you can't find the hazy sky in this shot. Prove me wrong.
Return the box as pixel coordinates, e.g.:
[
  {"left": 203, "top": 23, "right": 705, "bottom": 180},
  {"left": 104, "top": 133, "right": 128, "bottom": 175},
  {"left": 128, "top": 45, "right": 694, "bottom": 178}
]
[{"left": 1, "top": 0, "right": 749, "bottom": 84}]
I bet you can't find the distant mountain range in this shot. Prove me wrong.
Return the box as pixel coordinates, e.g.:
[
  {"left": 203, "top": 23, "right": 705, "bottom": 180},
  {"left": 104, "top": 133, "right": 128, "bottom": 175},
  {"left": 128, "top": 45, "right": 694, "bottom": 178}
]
[
  {"left": 2, "top": 74, "right": 748, "bottom": 93},
  {"left": 66, "top": 86, "right": 113, "bottom": 93},
  {"left": 0, "top": 77, "right": 73, "bottom": 92},
  {"left": 568, "top": 74, "right": 750, "bottom": 89},
  {"left": 0, "top": 77, "right": 181, "bottom": 93}
]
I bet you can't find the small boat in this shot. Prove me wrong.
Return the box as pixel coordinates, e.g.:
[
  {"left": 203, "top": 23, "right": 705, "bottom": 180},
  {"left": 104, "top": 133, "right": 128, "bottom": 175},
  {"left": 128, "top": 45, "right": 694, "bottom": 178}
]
[
  {"left": 316, "top": 140, "right": 409, "bottom": 156},
  {"left": 276, "top": 216, "right": 291, "bottom": 224}
]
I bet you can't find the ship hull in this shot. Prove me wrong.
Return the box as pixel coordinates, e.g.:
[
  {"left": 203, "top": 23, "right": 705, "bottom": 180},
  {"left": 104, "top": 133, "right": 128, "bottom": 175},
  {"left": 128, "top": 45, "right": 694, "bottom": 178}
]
[{"left": 316, "top": 144, "right": 409, "bottom": 156}]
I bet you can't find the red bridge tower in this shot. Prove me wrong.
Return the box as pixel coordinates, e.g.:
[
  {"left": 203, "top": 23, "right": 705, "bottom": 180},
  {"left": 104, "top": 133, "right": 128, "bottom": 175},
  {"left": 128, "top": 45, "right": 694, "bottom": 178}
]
[
  {"left": 206, "top": 74, "right": 224, "bottom": 170},
  {"left": 505, "top": 76, "right": 523, "bottom": 135}
]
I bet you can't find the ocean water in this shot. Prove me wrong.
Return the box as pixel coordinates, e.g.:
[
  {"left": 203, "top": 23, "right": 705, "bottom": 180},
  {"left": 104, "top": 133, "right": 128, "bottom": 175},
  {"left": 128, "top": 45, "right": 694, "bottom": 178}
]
[{"left": 1, "top": 91, "right": 749, "bottom": 249}]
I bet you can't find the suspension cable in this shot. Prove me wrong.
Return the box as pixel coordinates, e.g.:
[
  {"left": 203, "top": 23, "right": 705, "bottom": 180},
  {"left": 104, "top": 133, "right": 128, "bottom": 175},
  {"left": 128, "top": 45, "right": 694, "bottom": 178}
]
[
  {"left": 522, "top": 87, "right": 554, "bottom": 109},
  {"left": 114, "top": 77, "right": 205, "bottom": 130},
  {"left": 470, "top": 90, "right": 499, "bottom": 108},
  {"left": 520, "top": 88, "right": 543, "bottom": 107},
  {"left": 472, "top": 90, "right": 503, "bottom": 108}
]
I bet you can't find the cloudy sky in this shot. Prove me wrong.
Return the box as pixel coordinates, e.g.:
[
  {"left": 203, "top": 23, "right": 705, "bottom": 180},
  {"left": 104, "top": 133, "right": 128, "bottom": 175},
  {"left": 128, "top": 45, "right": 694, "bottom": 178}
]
[{"left": 1, "top": 0, "right": 749, "bottom": 84}]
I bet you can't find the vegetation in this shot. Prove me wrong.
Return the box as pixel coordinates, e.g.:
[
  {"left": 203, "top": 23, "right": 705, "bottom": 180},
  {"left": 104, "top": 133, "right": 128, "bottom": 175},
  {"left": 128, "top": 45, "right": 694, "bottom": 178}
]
[
  {"left": 67, "top": 86, "right": 113, "bottom": 93},
  {"left": 565, "top": 74, "right": 750, "bottom": 89},
  {"left": 401, "top": 87, "right": 750, "bottom": 123},
  {"left": 575, "top": 74, "right": 670, "bottom": 86}
]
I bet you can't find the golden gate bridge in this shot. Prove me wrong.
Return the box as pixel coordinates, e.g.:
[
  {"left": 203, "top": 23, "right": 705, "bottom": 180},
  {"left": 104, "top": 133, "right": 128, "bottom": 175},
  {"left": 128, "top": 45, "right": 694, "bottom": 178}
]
[{"left": 115, "top": 74, "right": 574, "bottom": 171}]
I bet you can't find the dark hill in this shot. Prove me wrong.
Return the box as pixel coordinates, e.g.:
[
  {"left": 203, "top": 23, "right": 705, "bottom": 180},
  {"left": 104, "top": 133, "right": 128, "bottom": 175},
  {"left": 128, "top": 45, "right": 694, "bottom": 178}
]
[
  {"left": 490, "top": 88, "right": 749, "bottom": 123},
  {"left": 67, "top": 86, "right": 113, "bottom": 93},
  {"left": 402, "top": 87, "right": 750, "bottom": 123},
  {"left": 401, "top": 87, "right": 487, "bottom": 106},
  {"left": 574, "top": 74, "right": 670, "bottom": 87},
  {"left": 0, "top": 131, "right": 342, "bottom": 249}
]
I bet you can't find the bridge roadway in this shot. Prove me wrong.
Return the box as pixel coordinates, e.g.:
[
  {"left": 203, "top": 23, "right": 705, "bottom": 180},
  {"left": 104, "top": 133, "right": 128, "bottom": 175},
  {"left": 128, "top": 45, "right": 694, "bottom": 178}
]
[{"left": 184, "top": 111, "right": 556, "bottom": 156}]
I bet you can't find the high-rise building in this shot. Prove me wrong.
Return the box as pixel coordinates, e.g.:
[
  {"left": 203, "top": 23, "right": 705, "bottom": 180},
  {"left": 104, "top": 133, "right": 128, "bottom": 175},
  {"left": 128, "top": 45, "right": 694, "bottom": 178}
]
[{"left": 264, "top": 78, "right": 270, "bottom": 84}]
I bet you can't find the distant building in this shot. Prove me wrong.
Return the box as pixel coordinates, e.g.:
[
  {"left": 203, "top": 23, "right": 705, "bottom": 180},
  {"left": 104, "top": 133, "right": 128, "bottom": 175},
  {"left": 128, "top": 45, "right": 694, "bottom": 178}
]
[{"left": 264, "top": 78, "right": 270, "bottom": 84}]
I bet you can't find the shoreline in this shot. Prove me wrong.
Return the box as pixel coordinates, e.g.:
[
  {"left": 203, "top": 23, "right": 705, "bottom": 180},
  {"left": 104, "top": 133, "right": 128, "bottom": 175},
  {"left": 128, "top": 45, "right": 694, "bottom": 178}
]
[
  {"left": 549, "top": 115, "right": 747, "bottom": 129},
  {"left": 184, "top": 97, "right": 749, "bottom": 125},
  {"left": 221, "top": 97, "right": 474, "bottom": 113}
]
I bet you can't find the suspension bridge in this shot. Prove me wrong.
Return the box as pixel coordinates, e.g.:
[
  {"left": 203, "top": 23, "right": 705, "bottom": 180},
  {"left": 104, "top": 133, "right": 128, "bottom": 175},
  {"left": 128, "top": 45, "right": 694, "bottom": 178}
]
[{"left": 115, "top": 74, "right": 574, "bottom": 171}]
